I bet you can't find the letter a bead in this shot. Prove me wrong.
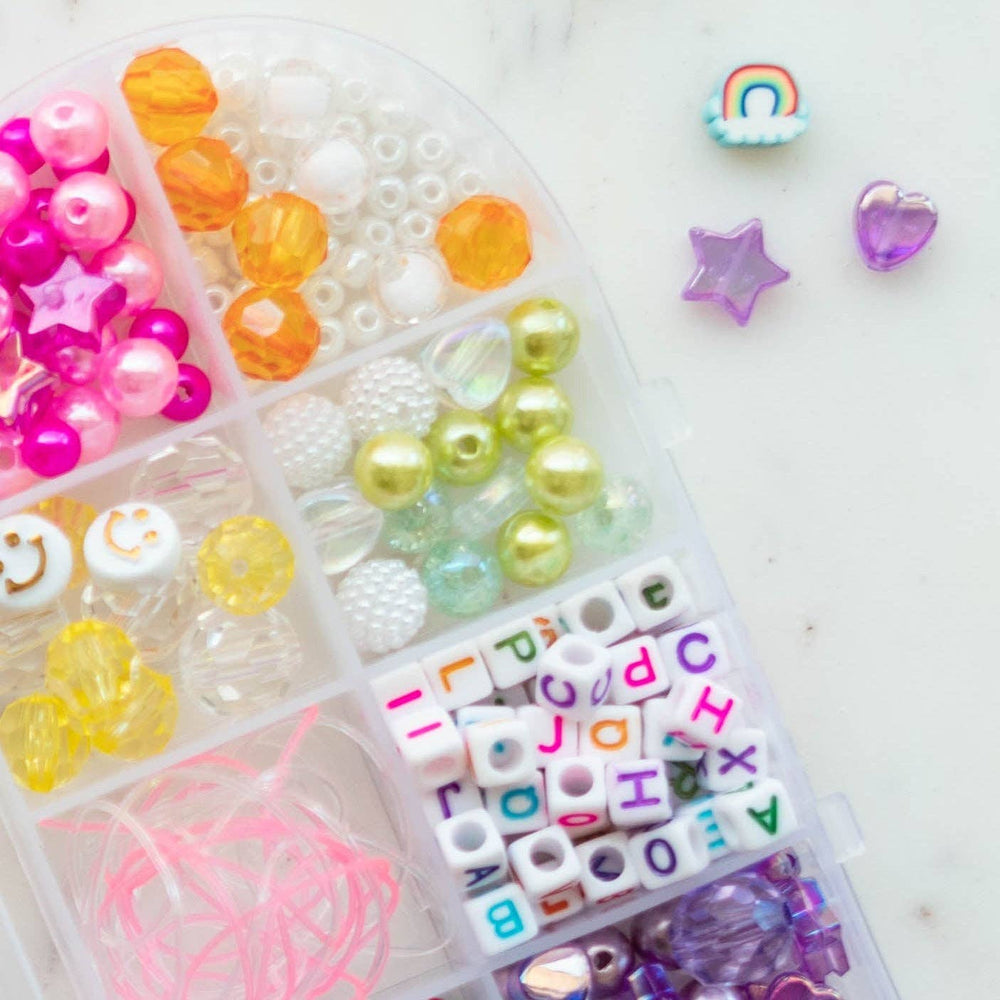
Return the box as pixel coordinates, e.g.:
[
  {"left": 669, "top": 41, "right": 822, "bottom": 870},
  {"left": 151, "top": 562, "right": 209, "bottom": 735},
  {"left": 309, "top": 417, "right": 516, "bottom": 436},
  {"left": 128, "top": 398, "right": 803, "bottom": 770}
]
[{"left": 712, "top": 778, "right": 797, "bottom": 850}]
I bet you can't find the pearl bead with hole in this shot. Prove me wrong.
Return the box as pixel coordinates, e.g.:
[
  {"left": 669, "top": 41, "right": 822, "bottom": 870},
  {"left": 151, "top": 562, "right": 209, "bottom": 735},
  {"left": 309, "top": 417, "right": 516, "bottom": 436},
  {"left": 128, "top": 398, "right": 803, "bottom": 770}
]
[
  {"left": 433, "top": 808, "right": 508, "bottom": 893},
  {"left": 557, "top": 582, "right": 636, "bottom": 646},
  {"left": 534, "top": 634, "right": 612, "bottom": 722},
  {"left": 507, "top": 824, "right": 581, "bottom": 897},
  {"left": 465, "top": 717, "right": 536, "bottom": 788}
]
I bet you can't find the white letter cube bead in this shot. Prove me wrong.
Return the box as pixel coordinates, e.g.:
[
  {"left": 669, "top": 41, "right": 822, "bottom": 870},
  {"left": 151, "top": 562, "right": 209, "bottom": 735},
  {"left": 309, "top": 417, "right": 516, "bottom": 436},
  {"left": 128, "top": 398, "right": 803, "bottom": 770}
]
[
  {"left": 485, "top": 771, "right": 548, "bottom": 835},
  {"left": 532, "top": 605, "right": 565, "bottom": 646},
  {"left": 491, "top": 684, "right": 532, "bottom": 708},
  {"left": 530, "top": 884, "right": 585, "bottom": 925},
  {"left": 434, "top": 808, "right": 508, "bottom": 893},
  {"left": 479, "top": 615, "right": 549, "bottom": 687},
  {"left": 545, "top": 757, "right": 608, "bottom": 838},
  {"left": 658, "top": 619, "right": 732, "bottom": 682},
  {"left": 517, "top": 704, "right": 579, "bottom": 765},
  {"left": 371, "top": 662, "right": 436, "bottom": 718},
  {"left": 701, "top": 728, "right": 768, "bottom": 793},
  {"left": 607, "top": 759, "right": 672, "bottom": 828},
  {"left": 575, "top": 832, "right": 641, "bottom": 904},
  {"left": 558, "top": 583, "right": 636, "bottom": 646},
  {"left": 466, "top": 718, "right": 536, "bottom": 788},
  {"left": 641, "top": 698, "right": 704, "bottom": 762},
  {"left": 628, "top": 816, "right": 710, "bottom": 890},
  {"left": 422, "top": 777, "right": 482, "bottom": 825},
  {"left": 84, "top": 503, "right": 182, "bottom": 593},
  {"left": 388, "top": 706, "right": 465, "bottom": 790},
  {"left": 615, "top": 556, "right": 691, "bottom": 631},
  {"left": 663, "top": 677, "right": 743, "bottom": 748},
  {"left": 712, "top": 778, "right": 797, "bottom": 850},
  {"left": 421, "top": 643, "right": 494, "bottom": 710},
  {"left": 507, "top": 824, "right": 582, "bottom": 897},
  {"left": 0, "top": 514, "right": 72, "bottom": 614},
  {"left": 580, "top": 706, "right": 642, "bottom": 762},
  {"left": 534, "top": 635, "right": 613, "bottom": 721},
  {"left": 675, "top": 797, "right": 731, "bottom": 858},
  {"left": 464, "top": 883, "right": 539, "bottom": 954},
  {"left": 456, "top": 705, "right": 515, "bottom": 728},
  {"left": 609, "top": 636, "right": 671, "bottom": 704}
]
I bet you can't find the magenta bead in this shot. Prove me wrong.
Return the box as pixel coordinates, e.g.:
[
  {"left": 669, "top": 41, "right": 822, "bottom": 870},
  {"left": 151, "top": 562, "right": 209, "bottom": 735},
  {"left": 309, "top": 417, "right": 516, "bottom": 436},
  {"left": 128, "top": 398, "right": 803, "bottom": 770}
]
[
  {"left": 0, "top": 151, "right": 31, "bottom": 231},
  {"left": 19, "top": 416, "right": 81, "bottom": 478},
  {"left": 26, "top": 187, "right": 52, "bottom": 221},
  {"left": 119, "top": 190, "right": 137, "bottom": 240},
  {"left": 0, "top": 118, "right": 44, "bottom": 175},
  {"left": 128, "top": 307, "right": 189, "bottom": 359},
  {"left": 0, "top": 215, "right": 63, "bottom": 284},
  {"left": 161, "top": 363, "right": 211, "bottom": 422},
  {"left": 50, "top": 385, "right": 121, "bottom": 463},
  {"left": 89, "top": 239, "right": 163, "bottom": 315},
  {"left": 52, "top": 147, "right": 111, "bottom": 180},
  {"left": 49, "top": 172, "right": 129, "bottom": 251},
  {"left": 98, "top": 338, "right": 178, "bottom": 418},
  {"left": 0, "top": 285, "right": 13, "bottom": 335},
  {"left": 0, "top": 427, "right": 35, "bottom": 498},
  {"left": 30, "top": 91, "right": 109, "bottom": 171},
  {"left": 47, "top": 324, "right": 116, "bottom": 386}
]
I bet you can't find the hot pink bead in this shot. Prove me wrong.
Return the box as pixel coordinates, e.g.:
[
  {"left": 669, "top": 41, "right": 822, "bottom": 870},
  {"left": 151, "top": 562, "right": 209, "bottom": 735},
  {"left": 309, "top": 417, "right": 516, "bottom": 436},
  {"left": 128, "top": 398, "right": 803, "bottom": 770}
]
[
  {"left": 26, "top": 187, "right": 52, "bottom": 221},
  {"left": 0, "top": 151, "right": 31, "bottom": 230},
  {"left": 30, "top": 91, "right": 109, "bottom": 171},
  {"left": 19, "top": 416, "right": 81, "bottom": 478},
  {"left": 0, "top": 215, "right": 62, "bottom": 284},
  {"left": 0, "top": 285, "right": 13, "bottom": 335},
  {"left": 47, "top": 325, "right": 117, "bottom": 386},
  {"left": 0, "top": 427, "right": 35, "bottom": 498},
  {"left": 89, "top": 239, "right": 163, "bottom": 316},
  {"left": 0, "top": 118, "right": 44, "bottom": 174},
  {"left": 49, "top": 172, "right": 128, "bottom": 251},
  {"left": 161, "top": 363, "right": 211, "bottom": 422},
  {"left": 52, "top": 147, "right": 110, "bottom": 180},
  {"left": 120, "top": 190, "right": 137, "bottom": 240},
  {"left": 50, "top": 384, "right": 121, "bottom": 462},
  {"left": 98, "top": 338, "right": 178, "bottom": 418},
  {"left": 128, "top": 307, "right": 189, "bottom": 359}
]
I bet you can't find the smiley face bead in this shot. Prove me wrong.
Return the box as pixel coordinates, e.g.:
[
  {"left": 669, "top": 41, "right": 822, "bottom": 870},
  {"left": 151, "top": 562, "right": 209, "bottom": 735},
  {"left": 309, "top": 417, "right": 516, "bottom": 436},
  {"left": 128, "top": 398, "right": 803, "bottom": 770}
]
[
  {"left": 84, "top": 502, "right": 182, "bottom": 593},
  {"left": 0, "top": 514, "right": 73, "bottom": 615}
]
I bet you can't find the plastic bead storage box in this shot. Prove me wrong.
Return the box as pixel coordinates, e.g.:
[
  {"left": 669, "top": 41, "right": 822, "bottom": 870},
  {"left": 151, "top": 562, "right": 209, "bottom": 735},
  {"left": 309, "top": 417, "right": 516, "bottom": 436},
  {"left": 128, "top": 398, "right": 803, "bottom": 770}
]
[{"left": 0, "top": 18, "right": 898, "bottom": 1000}]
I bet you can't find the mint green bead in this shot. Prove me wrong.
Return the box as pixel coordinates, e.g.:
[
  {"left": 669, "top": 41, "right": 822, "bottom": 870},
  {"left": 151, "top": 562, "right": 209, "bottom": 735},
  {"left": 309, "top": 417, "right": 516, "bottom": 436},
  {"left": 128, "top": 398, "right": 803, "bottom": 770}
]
[
  {"left": 421, "top": 539, "right": 503, "bottom": 618},
  {"left": 573, "top": 476, "right": 653, "bottom": 553},
  {"left": 383, "top": 488, "right": 451, "bottom": 555}
]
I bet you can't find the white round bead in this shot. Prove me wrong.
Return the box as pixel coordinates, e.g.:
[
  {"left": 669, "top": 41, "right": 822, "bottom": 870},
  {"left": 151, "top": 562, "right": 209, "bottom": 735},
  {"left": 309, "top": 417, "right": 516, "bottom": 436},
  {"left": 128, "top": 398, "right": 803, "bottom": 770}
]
[
  {"left": 369, "top": 132, "right": 408, "bottom": 174},
  {"left": 295, "top": 137, "right": 372, "bottom": 213},
  {"left": 395, "top": 209, "right": 436, "bottom": 247},
  {"left": 248, "top": 156, "right": 288, "bottom": 195},
  {"left": 83, "top": 502, "right": 182, "bottom": 594},
  {"left": 372, "top": 250, "right": 448, "bottom": 325},
  {"left": 409, "top": 172, "right": 450, "bottom": 213},
  {"left": 263, "top": 392, "right": 353, "bottom": 491},
  {"left": 341, "top": 354, "right": 438, "bottom": 438},
  {"left": 354, "top": 215, "right": 394, "bottom": 254},
  {"left": 0, "top": 514, "right": 72, "bottom": 614},
  {"left": 366, "top": 175, "right": 409, "bottom": 219},
  {"left": 410, "top": 130, "right": 455, "bottom": 172},
  {"left": 333, "top": 244, "right": 374, "bottom": 289},
  {"left": 345, "top": 299, "right": 387, "bottom": 347}
]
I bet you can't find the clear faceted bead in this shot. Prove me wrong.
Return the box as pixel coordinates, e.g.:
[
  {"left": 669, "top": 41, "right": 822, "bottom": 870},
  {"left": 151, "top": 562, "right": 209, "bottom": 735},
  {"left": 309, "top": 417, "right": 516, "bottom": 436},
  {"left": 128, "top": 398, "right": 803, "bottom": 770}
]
[
  {"left": 340, "top": 355, "right": 438, "bottom": 440},
  {"left": 296, "top": 479, "right": 383, "bottom": 575},
  {"left": 572, "top": 476, "right": 653, "bottom": 554},
  {"left": 422, "top": 318, "right": 512, "bottom": 410},
  {"left": 179, "top": 607, "right": 302, "bottom": 715},
  {"left": 262, "top": 393, "right": 353, "bottom": 492},
  {"left": 336, "top": 558, "right": 427, "bottom": 655},
  {"left": 451, "top": 455, "right": 529, "bottom": 538},
  {"left": 382, "top": 488, "right": 451, "bottom": 556},
  {"left": 0, "top": 603, "right": 68, "bottom": 663}
]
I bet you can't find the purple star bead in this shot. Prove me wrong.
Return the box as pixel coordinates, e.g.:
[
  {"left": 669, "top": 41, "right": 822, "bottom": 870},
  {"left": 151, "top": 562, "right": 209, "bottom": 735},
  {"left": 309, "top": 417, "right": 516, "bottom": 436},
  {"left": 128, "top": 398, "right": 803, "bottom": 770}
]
[{"left": 681, "top": 218, "right": 789, "bottom": 326}]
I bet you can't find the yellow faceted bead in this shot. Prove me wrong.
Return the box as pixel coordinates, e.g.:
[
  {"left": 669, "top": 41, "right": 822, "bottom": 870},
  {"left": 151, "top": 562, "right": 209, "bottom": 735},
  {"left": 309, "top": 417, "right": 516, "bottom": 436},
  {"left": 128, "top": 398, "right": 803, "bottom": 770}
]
[
  {"left": 197, "top": 516, "right": 295, "bottom": 616},
  {"left": 90, "top": 665, "right": 177, "bottom": 760},
  {"left": 354, "top": 432, "right": 433, "bottom": 511},
  {"left": 121, "top": 47, "right": 218, "bottom": 145},
  {"left": 22, "top": 496, "right": 96, "bottom": 590},
  {"left": 223, "top": 286, "right": 319, "bottom": 381},
  {"left": 496, "top": 376, "right": 573, "bottom": 452},
  {"left": 497, "top": 510, "right": 572, "bottom": 587},
  {"left": 156, "top": 137, "right": 249, "bottom": 232},
  {"left": 435, "top": 194, "right": 532, "bottom": 291},
  {"left": 45, "top": 621, "right": 139, "bottom": 735},
  {"left": 0, "top": 694, "right": 90, "bottom": 793},
  {"left": 426, "top": 410, "right": 501, "bottom": 486},
  {"left": 525, "top": 435, "right": 604, "bottom": 516},
  {"left": 232, "top": 193, "right": 328, "bottom": 289},
  {"left": 508, "top": 298, "right": 580, "bottom": 375}
]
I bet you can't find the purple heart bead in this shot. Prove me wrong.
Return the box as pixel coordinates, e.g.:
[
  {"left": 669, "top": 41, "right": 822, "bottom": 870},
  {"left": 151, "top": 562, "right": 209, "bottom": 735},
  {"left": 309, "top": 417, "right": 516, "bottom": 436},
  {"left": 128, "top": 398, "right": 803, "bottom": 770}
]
[
  {"left": 855, "top": 181, "right": 937, "bottom": 271},
  {"left": 763, "top": 973, "right": 842, "bottom": 1000}
]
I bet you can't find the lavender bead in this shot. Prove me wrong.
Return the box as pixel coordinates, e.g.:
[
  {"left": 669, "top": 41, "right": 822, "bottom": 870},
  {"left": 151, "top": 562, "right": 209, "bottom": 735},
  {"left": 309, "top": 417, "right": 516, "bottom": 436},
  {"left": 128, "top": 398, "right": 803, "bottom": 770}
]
[
  {"left": 628, "top": 963, "right": 679, "bottom": 1000},
  {"left": 680, "top": 985, "right": 747, "bottom": 1000}
]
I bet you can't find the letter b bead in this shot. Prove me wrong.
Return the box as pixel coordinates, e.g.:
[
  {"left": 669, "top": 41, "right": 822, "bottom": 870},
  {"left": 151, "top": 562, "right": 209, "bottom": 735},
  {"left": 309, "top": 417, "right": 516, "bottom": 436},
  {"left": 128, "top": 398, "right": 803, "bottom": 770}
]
[{"left": 534, "top": 635, "right": 612, "bottom": 721}]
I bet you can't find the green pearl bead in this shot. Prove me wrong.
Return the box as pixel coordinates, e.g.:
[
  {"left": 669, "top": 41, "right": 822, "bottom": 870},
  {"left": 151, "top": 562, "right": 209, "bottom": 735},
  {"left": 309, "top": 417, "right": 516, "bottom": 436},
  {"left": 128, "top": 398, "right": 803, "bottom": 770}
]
[
  {"left": 353, "top": 431, "right": 433, "bottom": 511},
  {"left": 497, "top": 510, "right": 572, "bottom": 587},
  {"left": 495, "top": 376, "right": 573, "bottom": 452},
  {"left": 525, "top": 435, "right": 603, "bottom": 516},
  {"left": 426, "top": 409, "right": 501, "bottom": 485},
  {"left": 507, "top": 297, "right": 580, "bottom": 375}
]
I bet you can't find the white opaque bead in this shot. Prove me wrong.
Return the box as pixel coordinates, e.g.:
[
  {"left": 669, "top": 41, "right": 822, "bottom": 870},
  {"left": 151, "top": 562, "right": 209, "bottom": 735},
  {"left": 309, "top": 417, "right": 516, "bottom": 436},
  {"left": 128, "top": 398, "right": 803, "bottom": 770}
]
[
  {"left": 410, "top": 130, "right": 455, "bottom": 172},
  {"left": 388, "top": 705, "right": 466, "bottom": 791},
  {"left": 545, "top": 756, "right": 608, "bottom": 839},
  {"left": 301, "top": 274, "right": 346, "bottom": 317},
  {"left": 627, "top": 816, "right": 710, "bottom": 890},
  {"left": 464, "top": 883, "right": 538, "bottom": 955},
  {"left": 326, "top": 208, "right": 360, "bottom": 236},
  {"left": 615, "top": 556, "right": 692, "bottom": 631},
  {"left": 187, "top": 239, "right": 227, "bottom": 283},
  {"left": 409, "top": 172, "right": 450, "bottom": 213},
  {"left": 0, "top": 515, "right": 72, "bottom": 614},
  {"left": 372, "top": 249, "right": 448, "bottom": 325},
  {"left": 456, "top": 705, "right": 515, "bottom": 728},
  {"left": 318, "top": 318, "right": 347, "bottom": 359},
  {"left": 557, "top": 583, "right": 636, "bottom": 646},
  {"left": 213, "top": 52, "right": 259, "bottom": 111},
  {"left": 395, "top": 209, "right": 436, "bottom": 247},
  {"left": 507, "top": 824, "right": 581, "bottom": 897},
  {"left": 369, "top": 132, "right": 408, "bottom": 174},
  {"left": 262, "top": 59, "right": 334, "bottom": 139},
  {"left": 534, "top": 635, "right": 613, "bottom": 722},
  {"left": 531, "top": 884, "right": 585, "bottom": 925},
  {"left": 366, "top": 175, "right": 409, "bottom": 219},
  {"left": 579, "top": 706, "right": 642, "bottom": 762},
  {"left": 207, "top": 116, "right": 252, "bottom": 159},
  {"left": 339, "top": 76, "right": 374, "bottom": 113},
  {"left": 662, "top": 677, "right": 744, "bottom": 749},
  {"left": 701, "top": 727, "right": 768, "bottom": 792},
  {"left": 484, "top": 769, "right": 548, "bottom": 835},
  {"left": 295, "top": 136, "right": 372, "bottom": 212},
  {"left": 641, "top": 697, "right": 704, "bottom": 762},
  {"left": 370, "top": 661, "right": 437, "bottom": 718},
  {"left": 434, "top": 808, "right": 508, "bottom": 893},
  {"left": 354, "top": 215, "right": 395, "bottom": 254},
  {"left": 204, "top": 284, "right": 233, "bottom": 317},
  {"left": 331, "top": 112, "right": 366, "bottom": 143},
  {"left": 449, "top": 162, "right": 487, "bottom": 201},
  {"left": 658, "top": 619, "right": 733, "bottom": 682},
  {"left": 466, "top": 717, "right": 536, "bottom": 788},
  {"left": 248, "top": 156, "right": 288, "bottom": 194},
  {"left": 422, "top": 776, "right": 482, "bottom": 825},
  {"left": 479, "top": 615, "right": 550, "bottom": 688},
  {"left": 517, "top": 704, "right": 579, "bottom": 765},
  {"left": 712, "top": 778, "right": 798, "bottom": 850},
  {"left": 83, "top": 503, "right": 182, "bottom": 594},
  {"left": 675, "top": 797, "right": 731, "bottom": 859},
  {"left": 420, "top": 642, "right": 494, "bottom": 710},
  {"left": 345, "top": 299, "right": 387, "bottom": 347},
  {"left": 610, "top": 636, "right": 671, "bottom": 704},
  {"left": 575, "top": 832, "right": 641, "bottom": 905},
  {"left": 606, "top": 759, "right": 672, "bottom": 828},
  {"left": 333, "top": 243, "right": 374, "bottom": 289},
  {"left": 368, "top": 96, "right": 415, "bottom": 133}
]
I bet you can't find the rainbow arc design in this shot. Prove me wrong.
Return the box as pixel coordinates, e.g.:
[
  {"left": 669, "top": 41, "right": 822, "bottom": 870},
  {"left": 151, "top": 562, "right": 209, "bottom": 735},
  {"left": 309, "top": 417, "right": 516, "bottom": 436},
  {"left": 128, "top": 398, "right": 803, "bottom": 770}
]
[
  {"left": 722, "top": 64, "right": 798, "bottom": 120},
  {"left": 704, "top": 62, "right": 809, "bottom": 147}
]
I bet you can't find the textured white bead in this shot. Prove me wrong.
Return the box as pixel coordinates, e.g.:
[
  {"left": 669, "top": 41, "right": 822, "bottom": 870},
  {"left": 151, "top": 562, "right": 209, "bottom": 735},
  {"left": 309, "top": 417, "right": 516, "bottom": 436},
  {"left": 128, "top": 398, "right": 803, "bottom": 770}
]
[
  {"left": 507, "top": 824, "right": 581, "bottom": 897},
  {"left": 534, "top": 635, "right": 613, "bottom": 721},
  {"left": 336, "top": 558, "right": 427, "bottom": 654},
  {"left": 434, "top": 808, "right": 508, "bottom": 893},
  {"left": 262, "top": 393, "right": 352, "bottom": 491},
  {"left": 341, "top": 355, "right": 438, "bottom": 439}
]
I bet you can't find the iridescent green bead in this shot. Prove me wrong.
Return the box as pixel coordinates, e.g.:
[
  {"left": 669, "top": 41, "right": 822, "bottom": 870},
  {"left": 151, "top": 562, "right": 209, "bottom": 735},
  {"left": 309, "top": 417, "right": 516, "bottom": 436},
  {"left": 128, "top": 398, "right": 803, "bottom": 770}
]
[
  {"left": 525, "top": 435, "right": 603, "bottom": 515},
  {"left": 421, "top": 539, "right": 502, "bottom": 618},
  {"left": 496, "top": 376, "right": 572, "bottom": 453},
  {"left": 426, "top": 409, "right": 501, "bottom": 485},
  {"left": 507, "top": 297, "right": 580, "bottom": 375},
  {"left": 573, "top": 476, "right": 653, "bottom": 554},
  {"left": 497, "top": 510, "right": 572, "bottom": 587},
  {"left": 383, "top": 488, "right": 452, "bottom": 555}
]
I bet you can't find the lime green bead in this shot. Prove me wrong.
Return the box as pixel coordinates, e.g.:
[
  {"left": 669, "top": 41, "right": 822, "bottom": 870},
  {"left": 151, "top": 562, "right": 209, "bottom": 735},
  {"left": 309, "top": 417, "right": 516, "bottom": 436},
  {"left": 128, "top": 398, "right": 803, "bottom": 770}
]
[
  {"left": 508, "top": 297, "right": 580, "bottom": 375},
  {"left": 496, "top": 376, "right": 573, "bottom": 452},
  {"left": 426, "top": 410, "right": 501, "bottom": 485},
  {"left": 497, "top": 510, "right": 572, "bottom": 587},
  {"left": 354, "top": 431, "right": 433, "bottom": 511},
  {"left": 526, "top": 435, "right": 603, "bottom": 515}
]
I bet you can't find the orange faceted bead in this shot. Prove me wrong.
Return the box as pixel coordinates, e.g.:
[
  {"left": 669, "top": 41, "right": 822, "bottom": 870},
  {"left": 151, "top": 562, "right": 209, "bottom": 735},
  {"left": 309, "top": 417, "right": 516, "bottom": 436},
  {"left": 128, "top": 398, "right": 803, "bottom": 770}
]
[
  {"left": 231, "top": 193, "right": 328, "bottom": 289},
  {"left": 155, "top": 137, "right": 248, "bottom": 231},
  {"left": 121, "top": 47, "right": 218, "bottom": 146},
  {"left": 223, "top": 287, "right": 319, "bottom": 381},
  {"left": 435, "top": 194, "right": 532, "bottom": 291}
]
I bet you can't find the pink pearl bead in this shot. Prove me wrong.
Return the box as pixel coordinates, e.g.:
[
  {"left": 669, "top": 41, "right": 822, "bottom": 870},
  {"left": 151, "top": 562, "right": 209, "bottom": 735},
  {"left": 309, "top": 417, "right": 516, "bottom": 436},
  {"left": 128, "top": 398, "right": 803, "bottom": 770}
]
[
  {"left": 0, "top": 427, "right": 35, "bottom": 498},
  {"left": 128, "top": 307, "right": 189, "bottom": 358},
  {"left": 0, "top": 150, "right": 30, "bottom": 230},
  {"left": 50, "top": 385, "right": 121, "bottom": 462},
  {"left": 20, "top": 416, "right": 81, "bottom": 478},
  {"left": 0, "top": 118, "right": 44, "bottom": 174},
  {"left": 161, "top": 363, "right": 212, "bottom": 422},
  {"left": 89, "top": 239, "right": 163, "bottom": 316},
  {"left": 47, "top": 325, "right": 117, "bottom": 386},
  {"left": 25, "top": 186, "right": 52, "bottom": 221},
  {"left": 30, "top": 91, "right": 109, "bottom": 171},
  {"left": 52, "top": 147, "right": 110, "bottom": 180},
  {"left": 49, "top": 172, "right": 128, "bottom": 251},
  {"left": 98, "top": 338, "right": 179, "bottom": 418}
]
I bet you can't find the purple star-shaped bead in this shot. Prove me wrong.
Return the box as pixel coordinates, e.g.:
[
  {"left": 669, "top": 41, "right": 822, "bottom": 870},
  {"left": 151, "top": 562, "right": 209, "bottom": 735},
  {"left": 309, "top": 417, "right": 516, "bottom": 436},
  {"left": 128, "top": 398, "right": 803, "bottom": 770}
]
[{"left": 681, "top": 218, "right": 789, "bottom": 326}]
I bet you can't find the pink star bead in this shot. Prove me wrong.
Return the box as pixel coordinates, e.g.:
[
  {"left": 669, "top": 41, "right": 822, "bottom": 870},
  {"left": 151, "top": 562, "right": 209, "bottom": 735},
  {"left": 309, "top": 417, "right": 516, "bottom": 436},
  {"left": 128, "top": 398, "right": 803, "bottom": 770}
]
[
  {"left": 0, "top": 325, "right": 53, "bottom": 424},
  {"left": 681, "top": 218, "right": 789, "bottom": 326}
]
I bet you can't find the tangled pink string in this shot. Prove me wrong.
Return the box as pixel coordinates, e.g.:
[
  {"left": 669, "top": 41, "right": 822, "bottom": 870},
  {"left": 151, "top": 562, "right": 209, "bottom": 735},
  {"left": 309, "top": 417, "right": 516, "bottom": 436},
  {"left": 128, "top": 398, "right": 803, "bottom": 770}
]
[{"left": 52, "top": 708, "right": 402, "bottom": 1000}]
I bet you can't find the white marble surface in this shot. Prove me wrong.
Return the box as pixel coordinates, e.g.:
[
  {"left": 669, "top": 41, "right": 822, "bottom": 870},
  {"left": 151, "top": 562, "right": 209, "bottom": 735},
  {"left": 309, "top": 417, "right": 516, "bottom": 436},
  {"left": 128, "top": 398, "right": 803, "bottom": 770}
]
[{"left": 0, "top": 1, "right": 996, "bottom": 998}]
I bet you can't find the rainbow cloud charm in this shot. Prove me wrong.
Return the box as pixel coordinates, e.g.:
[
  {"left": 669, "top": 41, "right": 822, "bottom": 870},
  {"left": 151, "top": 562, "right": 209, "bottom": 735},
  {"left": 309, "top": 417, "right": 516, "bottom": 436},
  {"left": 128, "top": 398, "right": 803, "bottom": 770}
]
[{"left": 704, "top": 63, "right": 809, "bottom": 147}]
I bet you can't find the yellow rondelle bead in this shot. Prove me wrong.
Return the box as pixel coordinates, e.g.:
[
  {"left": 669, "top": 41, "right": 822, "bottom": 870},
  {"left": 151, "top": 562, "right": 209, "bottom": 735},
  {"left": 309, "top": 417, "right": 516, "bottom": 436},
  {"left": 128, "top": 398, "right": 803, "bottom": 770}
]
[
  {"left": 0, "top": 694, "right": 90, "bottom": 793},
  {"left": 197, "top": 516, "right": 295, "bottom": 616},
  {"left": 22, "top": 495, "right": 97, "bottom": 590},
  {"left": 90, "top": 665, "right": 177, "bottom": 760},
  {"left": 156, "top": 137, "right": 249, "bottom": 232}
]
